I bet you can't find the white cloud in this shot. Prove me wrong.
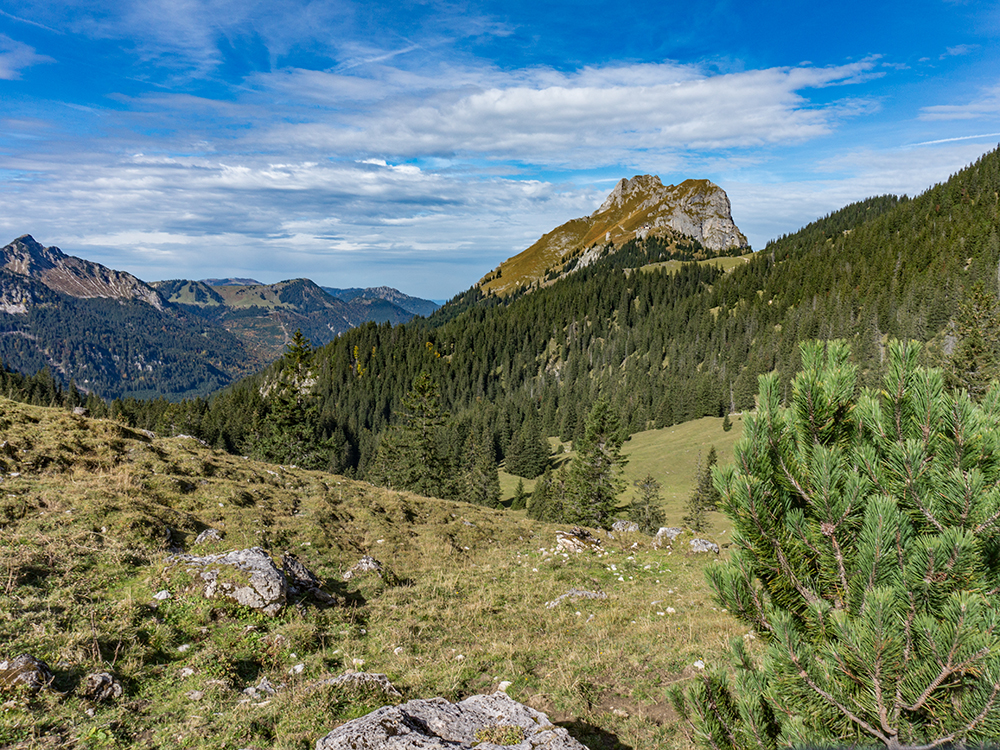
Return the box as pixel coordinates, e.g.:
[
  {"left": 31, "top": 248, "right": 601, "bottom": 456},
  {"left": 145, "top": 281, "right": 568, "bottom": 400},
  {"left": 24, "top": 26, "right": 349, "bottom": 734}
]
[
  {"left": 921, "top": 84, "right": 1000, "bottom": 120},
  {"left": 0, "top": 34, "right": 54, "bottom": 79}
]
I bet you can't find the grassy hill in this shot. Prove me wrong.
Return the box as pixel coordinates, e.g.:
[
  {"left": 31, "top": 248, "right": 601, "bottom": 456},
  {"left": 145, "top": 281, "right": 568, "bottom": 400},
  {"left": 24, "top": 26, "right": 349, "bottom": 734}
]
[{"left": 0, "top": 397, "right": 743, "bottom": 750}]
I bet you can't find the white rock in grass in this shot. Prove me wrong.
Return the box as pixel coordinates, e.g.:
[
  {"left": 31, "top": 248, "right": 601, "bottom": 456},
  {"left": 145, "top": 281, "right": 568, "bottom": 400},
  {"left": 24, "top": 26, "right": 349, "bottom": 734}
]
[{"left": 315, "top": 692, "right": 586, "bottom": 750}]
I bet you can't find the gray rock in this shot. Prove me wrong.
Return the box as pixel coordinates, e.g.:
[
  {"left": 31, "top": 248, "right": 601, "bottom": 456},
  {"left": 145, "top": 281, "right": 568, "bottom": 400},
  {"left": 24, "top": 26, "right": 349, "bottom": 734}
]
[
  {"left": 194, "top": 528, "right": 224, "bottom": 545},
  {"left": 555, "top": 528, "right": 602, "bottom": 553},
  {"left": 343, "top": 555, "right": 383, "bottom": 580},
  {"left": 72, "top": 406, "right": 88, "bottom": 416},
  {"left": 82, "top": 672, "right": 123, "bottom": 702},
  {"left": 315, "top": 691, "right": 588, "bottom": 750},
  {"left": 169, "top": 547, "right": 287, "bottom": 615},
  {"left": 689, "top": 538, "right": 720, "bottom": 554},
  {"left": 0, "top": 654, "right": 53, "bottom": 693},
  {"left": 655, "top": 527, "right": 683, "bottom": 541},
  {"left": 611, "top": 520, "right": 639, "bottom": 533}
]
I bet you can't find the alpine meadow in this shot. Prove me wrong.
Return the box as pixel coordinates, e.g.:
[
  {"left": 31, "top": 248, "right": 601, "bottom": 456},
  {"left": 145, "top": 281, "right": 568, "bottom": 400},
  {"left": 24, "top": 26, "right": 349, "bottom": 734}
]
[{"left": 3, "top": 140, "right": 1000, "bottom": 750}]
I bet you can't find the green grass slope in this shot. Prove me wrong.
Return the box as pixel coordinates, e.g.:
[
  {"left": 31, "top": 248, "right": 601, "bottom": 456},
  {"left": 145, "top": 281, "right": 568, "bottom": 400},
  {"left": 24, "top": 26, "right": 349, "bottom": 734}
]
[{"left": 0, "top": 398, "right": 745, "bottom": 750}]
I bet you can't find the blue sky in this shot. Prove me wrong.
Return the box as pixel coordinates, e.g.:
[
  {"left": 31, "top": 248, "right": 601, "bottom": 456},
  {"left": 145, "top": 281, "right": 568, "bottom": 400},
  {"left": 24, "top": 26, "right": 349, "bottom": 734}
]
[{"left": 1, "top": 1, "right": 998, "bottom": 299}]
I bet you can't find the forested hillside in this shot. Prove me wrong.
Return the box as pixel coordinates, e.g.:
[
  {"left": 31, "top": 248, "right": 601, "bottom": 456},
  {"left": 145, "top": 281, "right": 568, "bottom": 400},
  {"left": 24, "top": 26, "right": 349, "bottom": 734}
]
[{"left": 21, "top": 149, "right": 1000, "bottom": 501}]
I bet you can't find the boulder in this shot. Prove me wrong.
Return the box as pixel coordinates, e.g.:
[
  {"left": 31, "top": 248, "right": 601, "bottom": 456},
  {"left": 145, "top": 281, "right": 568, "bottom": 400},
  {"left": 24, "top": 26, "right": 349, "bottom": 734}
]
[
  {"left": 611, "top": 520, "right": 639, "bottom": 533},
  {"left": 555, "top": 528, "right": 602, "bottom": 553},
  {"left": 82, "top": 672, "right": 123, "bottom": 702},
  {"left": 690, "top": 538, "right": 720, "bottom": 554},
  {"left": 0, "top": 654, "right": 53, "bottom": 693},
  {"left": 169, "top": 547, "right": 287, "bottom": 615},
  {"left": 315, "top": 691, "right": 588, "bottom": 750},
  {"left": 282, "top": 552, "right": 338, "bottom": 604}
]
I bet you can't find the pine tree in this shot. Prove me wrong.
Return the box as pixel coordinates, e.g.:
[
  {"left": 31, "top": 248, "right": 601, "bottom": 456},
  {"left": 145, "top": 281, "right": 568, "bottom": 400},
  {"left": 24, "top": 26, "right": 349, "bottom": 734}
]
[
  {"left": 722, "top": 412, "right": 732, "bottom": 432},
  {"left": 565, "top": 397, "right": 627, "bottom": 527},
  {"left": 511, "top": 478, "right": 528, "bottom": 510},
  {"left": 672, "top": 339, "right": 1000, "bottom": 749},
  {"left": 465, "top": 425, "right": 501, "bottom": 508},
  {"left": 367, "top": 372, "right": 455, "bottom": 499},
  {"left": 682, "top": 453, "right": 711, "bottom": 533},
  {"left": 253, "top": 330, "right": 331, "bottom": 468},
  {"left": 947, "top": 281, "right": 1000, "bottom": 401},
  {"left": 629, "top": 474, "right": 666, "bottom": 534}
]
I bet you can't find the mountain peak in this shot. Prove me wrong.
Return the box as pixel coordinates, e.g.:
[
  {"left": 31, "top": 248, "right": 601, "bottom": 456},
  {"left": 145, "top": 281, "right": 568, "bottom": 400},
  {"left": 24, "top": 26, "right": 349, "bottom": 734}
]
[
  {"left": 1, "top": 236, "right": 164, "bottom": 310},
  {"left": 479, "top": 176, "right": 749, "bottom": 295},
  {"left": 593, "top": 175, "right": 666, "bottom": 215}
]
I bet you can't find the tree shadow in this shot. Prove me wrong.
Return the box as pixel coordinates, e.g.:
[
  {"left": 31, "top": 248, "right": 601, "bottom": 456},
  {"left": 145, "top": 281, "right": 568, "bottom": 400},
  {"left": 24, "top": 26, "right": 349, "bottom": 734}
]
[{"left": 557, "top": 719, "right": 633, "bottom": 750}]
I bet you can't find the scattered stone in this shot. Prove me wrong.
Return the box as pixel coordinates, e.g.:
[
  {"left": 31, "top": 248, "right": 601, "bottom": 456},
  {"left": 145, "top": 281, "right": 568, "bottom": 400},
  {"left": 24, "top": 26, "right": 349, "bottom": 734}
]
[
  {"left": 343, "top": 555, "right": 383, "bottom": 580},
  {"left": 656, "top": 527, "right": 683, "bottom": 541},
  {"left": 177, "top": 644, "right": 191, "bottom": 653},
  {"left": 315, "top": 691, "right": 588, "bottom": 750},
  {"left": 72, "top": 406, "right": 88, "bottom": 416},
  {"left": 194, "top": 528, "right": 224, "bottom": 545},
  {"left": 0, "top": 654, "right": 53, "bottom": 693},
  {"left": 282, "top": 552, "right": 338, "bottom": 604},
  {"left": 186, "top": 690, "right": 204, "bottom": 701},
  {"left": 82, "top": 672, "right": 123, "bottom": 702},
  {"left": 242, "top": 676, "right": 279, "bottom": 698},
  {"left": 689, "top": 538, "right": 720, "bottom": 554},
  {"left": 167, "top": 547, "right": 287, "bottom": 616},
  {"left": 555, "top": 528, "right": 603, "bottom": 553},
  {"left": 288, "top": 663, "right": 305, "bottom": 675},
  {"left": 544, "top": 589, "right": 608, "bottom": 609},
  {"left": 497, "top": 681, "right": 513, "bottom": 693},
  {"left": 309, "top": 671, "right": 402, "bottom": 698},
  {"left": 611, "top": 520, "right": 639, "bottom": 533},
  {"left": 180, "top": 667, "right": 195, "bottom": 678},
  {"left": 152, "top": 590, "right": 171, "bottom": 601}
]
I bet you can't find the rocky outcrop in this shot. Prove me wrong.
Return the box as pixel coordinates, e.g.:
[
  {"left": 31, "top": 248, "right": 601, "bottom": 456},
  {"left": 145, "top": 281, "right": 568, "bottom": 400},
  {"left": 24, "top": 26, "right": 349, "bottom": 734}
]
[
  {"left": 555, "top": 528, "right": 603, "bottom": 553},
  {"left": 592, "top": 177, "right": 747, "bottom": 253},
  {"left": 82, "top": 672, "right": 123, "bottom": 702},
  {"left": 479, "top": 176, "right": 749, "bottom": 295},
  {"left": 315, "top": 691, "right": 588, "bottom": 750},
  {"left": 167, "top": 547, "right": 289, "bottom": 615},
  {"left": 0, "top": 654, "right": 53, "bottom": 693},
  {"left": 1, "top": 235, "right": 164, "bottom": 310}
]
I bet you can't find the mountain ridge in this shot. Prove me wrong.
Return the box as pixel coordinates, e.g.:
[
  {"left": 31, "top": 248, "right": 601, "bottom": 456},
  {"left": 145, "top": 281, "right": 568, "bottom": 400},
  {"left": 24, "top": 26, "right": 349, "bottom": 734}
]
[{"left": 479, "top": 176, "right": 748, "bottom": 295}]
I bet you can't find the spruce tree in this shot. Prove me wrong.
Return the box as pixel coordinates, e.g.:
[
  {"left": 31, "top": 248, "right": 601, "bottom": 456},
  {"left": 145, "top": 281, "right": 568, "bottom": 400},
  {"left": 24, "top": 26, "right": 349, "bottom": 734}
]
[
  {"left": 367, "top": 372, "right": 455, "bottom": 499},
  {"left": 673, "top": 339, "right": 1000, "bottom": 749},
  {"left": 630, "top": 474, "right": 666, "bottom": 534},
  {"left": 566, "top": 397, "right": 627, "bottom": 527},
  {"left": 511, "top": 478, "right": 528, "bottom": 510},
  {"left": 465, "top": 425, "right": 501, "bottom": 508}
]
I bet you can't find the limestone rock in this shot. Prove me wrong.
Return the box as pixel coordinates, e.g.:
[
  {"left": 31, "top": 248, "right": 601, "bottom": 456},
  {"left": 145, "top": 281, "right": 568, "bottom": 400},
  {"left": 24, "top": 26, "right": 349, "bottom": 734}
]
[
  {"left": 343, "top": 555, "right": 383, "bottom": 580},
  {"left": 611, "top": 520, "right": 639, "bottom": 533},
  {"left": 0, "top": 654, "right": 53, "bottom": 693},
  {"left": 555, "top": 528, "right": 602, "bottom": 553},
  {"left": 315, "top": 691, "right": 588, "bottom": 750},
  {"left": 690, "top": 538, "right": 720, "bottom": 554},
  {"left": 169, "top": 547, "right": 287, "bottom": 615},
  {"left": 194, "top": 528, "right": 224, "bottom": 545},
  {"left": 82, "top": 672, "right": 123, "bottom": 702}
]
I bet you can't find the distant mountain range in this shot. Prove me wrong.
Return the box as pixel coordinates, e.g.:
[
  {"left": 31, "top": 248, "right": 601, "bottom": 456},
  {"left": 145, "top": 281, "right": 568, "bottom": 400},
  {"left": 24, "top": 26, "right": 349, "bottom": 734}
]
[{"left": 0, "top": 235, "right": 438, "bottom": 400}]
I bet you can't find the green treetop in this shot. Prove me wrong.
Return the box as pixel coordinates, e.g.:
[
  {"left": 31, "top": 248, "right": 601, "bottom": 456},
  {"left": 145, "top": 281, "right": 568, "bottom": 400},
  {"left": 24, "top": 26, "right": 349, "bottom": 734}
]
[{"left": 673, "top": 339, "right": 1000, "bottom": 749}]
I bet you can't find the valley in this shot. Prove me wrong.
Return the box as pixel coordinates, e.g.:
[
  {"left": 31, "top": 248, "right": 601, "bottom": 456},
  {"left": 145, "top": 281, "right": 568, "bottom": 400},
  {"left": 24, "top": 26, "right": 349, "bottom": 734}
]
[{"left": 3, "top": 148, "right": 1000, "bottom": 749}]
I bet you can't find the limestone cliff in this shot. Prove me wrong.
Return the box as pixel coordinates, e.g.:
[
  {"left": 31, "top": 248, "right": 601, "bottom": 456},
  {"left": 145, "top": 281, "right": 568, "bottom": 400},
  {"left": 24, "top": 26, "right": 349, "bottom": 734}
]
[{"left": 479, "top": 176, "right": 748, "bottom": 295}]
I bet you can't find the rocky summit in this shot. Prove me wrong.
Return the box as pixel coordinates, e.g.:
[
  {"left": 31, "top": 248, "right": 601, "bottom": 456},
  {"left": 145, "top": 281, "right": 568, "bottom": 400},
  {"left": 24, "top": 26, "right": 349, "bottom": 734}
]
[
  {"left": 1, "top": 235, "right": 164, "bottom": 310},
  {"left": 479, "top": 176, "right": 748, "bottom": 295}
]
